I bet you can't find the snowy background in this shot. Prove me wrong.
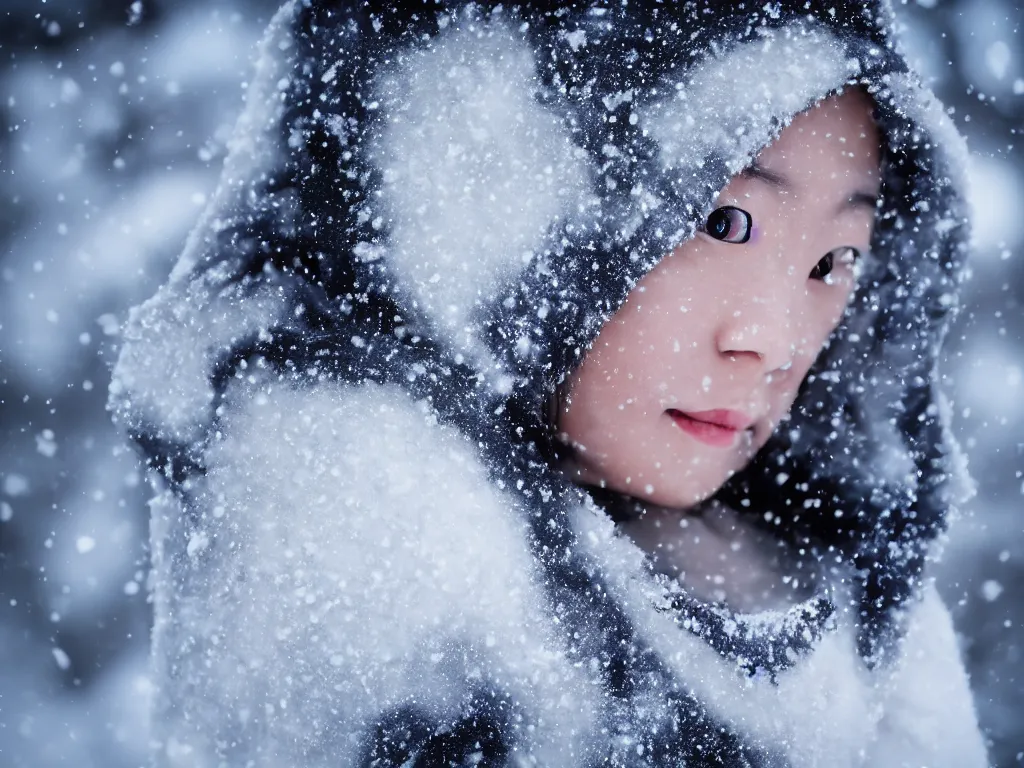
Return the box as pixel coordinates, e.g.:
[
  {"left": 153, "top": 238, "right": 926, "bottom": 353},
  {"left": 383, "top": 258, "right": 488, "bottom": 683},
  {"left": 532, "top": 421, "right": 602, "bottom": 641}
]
[{"left": 0, "top": 1, "right": 1020, "bottom": 765}]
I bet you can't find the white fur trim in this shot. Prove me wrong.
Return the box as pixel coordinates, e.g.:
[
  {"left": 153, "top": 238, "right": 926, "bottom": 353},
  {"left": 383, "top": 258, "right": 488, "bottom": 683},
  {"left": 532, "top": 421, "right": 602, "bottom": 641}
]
[
  {"left": 371, "top": 21, "right": 589, "bottom": 355},
  {"left": 574, "top": 500, "right": 986, "bottom": 767},
  {"left": 110, "top": 279, "right": 288, "bottom": 444},
  {"left": 571, "top": 500, "right": 884, "bottom": 768},
  {"left": 641, "top": 23, "right": 859, "bottom": 177},
  {"left": 152, "top": 380, "right": 598, "bottom": 765},
  {"left": 111, "top": 0, "right": 301, "bottom": 445},
  {"left": 865, "top": 581, "right": 988, "bottom": 767}
]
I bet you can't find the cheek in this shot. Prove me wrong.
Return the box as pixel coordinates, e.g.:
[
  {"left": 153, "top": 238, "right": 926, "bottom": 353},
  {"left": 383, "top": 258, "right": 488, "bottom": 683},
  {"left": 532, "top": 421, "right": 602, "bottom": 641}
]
[
  {"left": 583, "top": 320, "right": 651, "bottom": 391},
  {"left": 827, "top": 284, "right": 858, "bottom": 331},
  {"left": 805, "top": 281, "right": 855, "bottom": 342},
  {"left": 761, "top": 358, "right": 812, "bottom": 436},
  {"left": 768, "top": 289, "right": 852, "bottom": 416},
  {"left": 560, "top": 325, "right": 647, "bottom": 439}
]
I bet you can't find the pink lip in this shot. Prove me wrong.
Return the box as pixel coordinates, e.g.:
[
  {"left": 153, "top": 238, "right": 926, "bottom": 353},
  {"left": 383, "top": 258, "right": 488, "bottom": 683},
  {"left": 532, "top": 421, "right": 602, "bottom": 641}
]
[{"left": 667, "top": 408, "right": 754, "bottom": 448}]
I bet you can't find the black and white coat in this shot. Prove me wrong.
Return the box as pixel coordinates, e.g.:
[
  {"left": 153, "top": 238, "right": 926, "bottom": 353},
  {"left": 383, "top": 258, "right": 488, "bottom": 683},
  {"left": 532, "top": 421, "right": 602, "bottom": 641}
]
[{"left": 111, "top": 1, "right": 988, "bottom": 765}]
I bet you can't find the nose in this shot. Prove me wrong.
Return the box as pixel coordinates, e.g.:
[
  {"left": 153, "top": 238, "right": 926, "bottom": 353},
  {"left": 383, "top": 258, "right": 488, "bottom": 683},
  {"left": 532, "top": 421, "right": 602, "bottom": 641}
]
[{"left": 715, "top": 295, "right": 797, "bottom": 373}]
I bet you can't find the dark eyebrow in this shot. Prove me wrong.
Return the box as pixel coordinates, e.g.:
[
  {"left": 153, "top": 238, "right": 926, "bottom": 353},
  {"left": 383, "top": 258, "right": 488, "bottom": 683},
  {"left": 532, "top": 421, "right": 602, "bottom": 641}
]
[
  {"left": 742, "top": 162, "right": 879, "bottom": 215},
  {"left": 741, "top": 162, "right": 791, "bottom": 190}
]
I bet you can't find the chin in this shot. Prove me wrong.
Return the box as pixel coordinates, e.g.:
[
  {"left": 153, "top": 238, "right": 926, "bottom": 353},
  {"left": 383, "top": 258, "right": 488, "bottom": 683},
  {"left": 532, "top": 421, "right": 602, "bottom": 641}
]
[{"left": 636, "top": 481, "right": 719, "bottom": 511}]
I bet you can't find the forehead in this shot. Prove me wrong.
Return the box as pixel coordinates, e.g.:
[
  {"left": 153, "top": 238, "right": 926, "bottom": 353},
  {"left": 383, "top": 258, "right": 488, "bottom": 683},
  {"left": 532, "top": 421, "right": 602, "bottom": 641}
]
[{"left": 756, "top": 90, "right": 881, "bottom": 186}]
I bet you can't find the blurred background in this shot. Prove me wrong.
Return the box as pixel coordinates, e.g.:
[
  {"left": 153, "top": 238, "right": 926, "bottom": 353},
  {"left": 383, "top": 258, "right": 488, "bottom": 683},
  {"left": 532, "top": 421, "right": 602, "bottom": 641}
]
[{"left": 0, "top": 0, "right": 1020, "bottom": 765}]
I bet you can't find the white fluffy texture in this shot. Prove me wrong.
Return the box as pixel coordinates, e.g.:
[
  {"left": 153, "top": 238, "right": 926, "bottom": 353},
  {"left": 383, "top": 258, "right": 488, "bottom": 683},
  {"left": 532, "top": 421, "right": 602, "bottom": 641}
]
[
  {"left": 372, "top": 23, "right": 589, "bottom": 355},
  {"left": 573, "top": 502, "right": 875, "bottom": 767},
  {"left": 642, "top": 24, "right": 858, "bottom": 177},
  {"left": 571, "top": 502, "right": 987, "bottom": 768},
  {"left": 865, "top": 581, "right": 989, "bottom": 767},
  {"left": 111, "top": 3, "right": 300, "bottom": 444},
  {"left": 110, "top": 279, "right": 287, "bottom": 444},
  {"left": 151, "top": 381, "right": 597, "bottom": 766}
]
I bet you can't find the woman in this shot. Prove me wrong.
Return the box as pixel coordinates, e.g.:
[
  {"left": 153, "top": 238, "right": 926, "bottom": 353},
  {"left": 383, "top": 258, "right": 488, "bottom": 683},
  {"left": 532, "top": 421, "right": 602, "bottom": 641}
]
[{"left": 111, "top": 0, "right": 987, "bottom": 765}]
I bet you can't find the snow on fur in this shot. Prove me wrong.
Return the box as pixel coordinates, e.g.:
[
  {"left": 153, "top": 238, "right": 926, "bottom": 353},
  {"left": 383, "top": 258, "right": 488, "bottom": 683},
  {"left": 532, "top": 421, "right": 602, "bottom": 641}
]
[
  {"left": 866, "top": 581, "right": 989, "bottom": 766},
  {"left": 573, "top": 500, "right": 987, "bottom": 768},
  {"left": 642, "top": 23, "right": 858, "bottom": 178},
  {"left": 372, "top": 22, "right": 590, "bottom": 358},
  {"left": 153, "top": 379, "right": 597, "bottom": 765},
  {"left": 111, "top": 278, "right": 288, "bottom": 444},
  {"left": 110, "top": 6, "right": 299, "bottom": 444},
  {"left": 571, "top": 502, "right": 877, "bottom": 768}
]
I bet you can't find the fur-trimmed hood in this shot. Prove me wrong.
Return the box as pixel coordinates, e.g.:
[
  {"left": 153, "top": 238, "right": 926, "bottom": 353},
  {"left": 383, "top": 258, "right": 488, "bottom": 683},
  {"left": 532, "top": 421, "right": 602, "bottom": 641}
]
[{"left": 111, "top": 1, "right": 986, "bottom": 765}]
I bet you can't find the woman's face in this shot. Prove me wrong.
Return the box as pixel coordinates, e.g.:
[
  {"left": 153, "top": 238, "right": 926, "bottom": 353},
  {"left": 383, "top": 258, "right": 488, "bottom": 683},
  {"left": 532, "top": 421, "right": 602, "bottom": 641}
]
[{"left": 559, "top": 89, "right": 881, "bottom": 509}]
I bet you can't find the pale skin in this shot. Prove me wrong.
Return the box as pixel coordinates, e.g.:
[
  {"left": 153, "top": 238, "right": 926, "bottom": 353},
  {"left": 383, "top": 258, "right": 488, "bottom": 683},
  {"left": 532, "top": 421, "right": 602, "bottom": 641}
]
[{"left": 558, "top": 89, "right": 882, "bottom": 510}]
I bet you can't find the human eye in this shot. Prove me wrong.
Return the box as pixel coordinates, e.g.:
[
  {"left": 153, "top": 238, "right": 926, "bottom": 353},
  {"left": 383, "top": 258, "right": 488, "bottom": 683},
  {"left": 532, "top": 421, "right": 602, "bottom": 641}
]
[
  {"left": 701, "top": 206, "right": 752, "bottom": 244},
  {"left": 810, "top": 246, "right": 860, "bottom": 284}
]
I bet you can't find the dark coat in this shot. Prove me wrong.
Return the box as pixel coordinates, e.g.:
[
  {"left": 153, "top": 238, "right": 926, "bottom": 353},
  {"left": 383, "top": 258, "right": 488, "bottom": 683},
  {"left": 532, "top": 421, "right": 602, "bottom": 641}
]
[{"left": 111, "top": 1, "right": 987, "bottom": 765}]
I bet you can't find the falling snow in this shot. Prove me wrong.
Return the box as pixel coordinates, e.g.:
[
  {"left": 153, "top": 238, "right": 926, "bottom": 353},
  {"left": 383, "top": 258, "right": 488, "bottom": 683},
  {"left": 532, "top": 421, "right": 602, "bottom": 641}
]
[{"left": 1, "top": 1, "right": 1022, "bottom": 767}]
